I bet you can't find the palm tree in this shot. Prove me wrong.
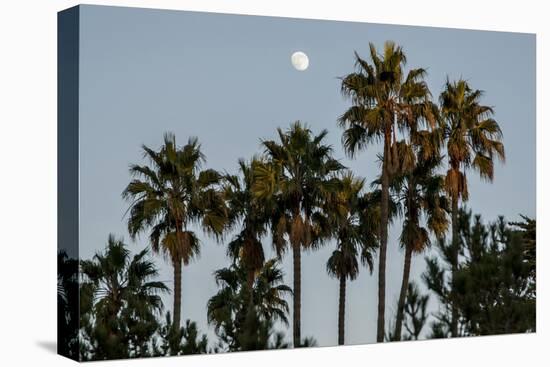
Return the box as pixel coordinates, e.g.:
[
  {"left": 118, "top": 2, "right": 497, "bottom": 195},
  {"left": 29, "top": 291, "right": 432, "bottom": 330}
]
[
  {"left": 80, "top": 235, "right": 168, "bottom": 360},
  {"left": 390, "top": 138, "right": 448, "bottom": 341},
  {"left": 223, "top": 158, "right": 271, "bottom": 290},
  {"left": 253, "top": 121, "right": 345, "bottom": 346},
  {"left": 122, "top": 133, "right": 227, "bottom": 331},
  {"left": 207, "top": 258, "right": 292, "bottom": 351},
  {"left": 325, "top": 172, "right": 378, "bottom": 345},
  {"left": 439, "top": 79, "right": 505, "bottom": 336},
  {"left": 339, "top": 41, "right": 436, "bottom": 341}
]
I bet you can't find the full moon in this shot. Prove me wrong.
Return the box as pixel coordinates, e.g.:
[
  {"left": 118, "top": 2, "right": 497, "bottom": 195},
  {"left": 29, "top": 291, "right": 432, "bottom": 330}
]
[{"left": 291, "top": 51, "right": 309, "bottom": 71}]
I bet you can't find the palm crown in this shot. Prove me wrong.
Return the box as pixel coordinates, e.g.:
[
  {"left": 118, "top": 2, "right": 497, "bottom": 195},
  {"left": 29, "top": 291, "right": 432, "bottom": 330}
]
[
  {"left": 254, "top": 121, "right": 344, "bottom": 252},
  {"left": 223, "top": 158, "right": 272, "bottom": 287},
  {"left": 439, "top": 79, "right": 505, "bottom": 337},
  {"left": 390, "top": 133, "right": 449, "bottom": 340},
  {"left": 252, "top": 121, "right": 345, "bottom": 346},
  {"left": 339, "top": 41, "right": 437, "bottom": 167},
  {"left": 122, "top": 133, "right": 228, "bottom": 330},
  {"left": 325, "top": 172, "right": 379, "bottom": 281},
  {"left": 324, "top": 172, "right": 380, "bottom": 345},
  {"left": 338, "top": 41, "right": 437, "bottom": 342},
  {"left": 440, "top": 79, "right": 505, "bottom": 200}
]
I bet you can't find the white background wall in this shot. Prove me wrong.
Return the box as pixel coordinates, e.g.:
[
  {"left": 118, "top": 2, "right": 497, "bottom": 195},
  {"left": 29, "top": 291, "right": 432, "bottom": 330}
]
[{"left": 0, "top": 1, "right": 546, "bottom": 366}]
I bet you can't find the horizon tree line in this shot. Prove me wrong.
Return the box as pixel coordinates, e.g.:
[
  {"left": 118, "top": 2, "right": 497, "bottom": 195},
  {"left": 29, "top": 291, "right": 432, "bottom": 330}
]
[{"left": 58, "top": 41, "right": 535, "bottom": 361}]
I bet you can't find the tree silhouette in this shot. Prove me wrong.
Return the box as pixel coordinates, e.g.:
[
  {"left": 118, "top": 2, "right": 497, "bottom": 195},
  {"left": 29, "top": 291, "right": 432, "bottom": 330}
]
[
  {"left": 153, "top": 313, "right": 209, "bottom": 356},
  {"left": 79, "top": 235, "right": 168, "bottom": 360},
  {"left": 207, "top": 258, "right": 292, "bottom": 351},
  {"left": 324, "top": 172, "right": 378, "bottom": 344},
  {"left": 390, "top": 134, "right": 448, "bottom": 340},
  {"left": 439, "top": 80, "right": 505, "bottom": 336},
  {"left": 223, "top": 158, "right": 272, "bottom": 289},
  {"left": 423, "top": 211, "right": 535, "bottom": 337},
  {"left": 253, "top": 121, "right": 344, "bottom": 346},
  {"left": 339, "top": 42, "right": 436, "bottom": 341},
  {"left": 58, "top": 251, "right": 79, "bottom": 359},
  {"left": 123, "top": 133, "right": 227, "bottom": 331}
]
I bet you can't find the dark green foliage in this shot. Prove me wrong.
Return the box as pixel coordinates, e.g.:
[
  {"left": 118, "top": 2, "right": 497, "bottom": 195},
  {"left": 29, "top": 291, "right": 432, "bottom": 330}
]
[
  {"left": 387, "top": 282, "right": 429, "bottom": 342},
  {"left": 207, "top": 258, "right": 292, "bottom": 352},
  {"left": 296, "top": 336, "right": 318, "bottom": 347},
  {"left": 79, "top": 235, "right": 169, "bottom": 360},
  {"left": 510, "top": 215, "right": 536, "bottom": 283},
  {"left": 57, "top": 251, "right": 79, "bottom": 359},
  {"left": 401, "top": 283, "right": 430, "bottom": 341},
  {"left": 424, "top": 211, "right": 536, "bottom": 338},
  {"left": 153, "top": 313, "right": 209, "bottom": 356}
]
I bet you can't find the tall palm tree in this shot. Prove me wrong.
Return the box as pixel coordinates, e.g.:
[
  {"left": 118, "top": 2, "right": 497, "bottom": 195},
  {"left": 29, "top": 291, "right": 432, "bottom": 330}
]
[
  {"left": 439, "top": 79, "right": 505, "bottom": 336},
  {"left": 325, "top": 172, "right": 378, "bottom": 345},
  {"left": 253, "top": 121, "right": 345, "bottom": 346},
  {"left": 390, "top": 137, "right": 448, "bottom": 341},
  {"left": 339, "top": 41, "right": 436, "bottom": 341},
  {"left": 80, "top": 235, "right": 168, "bottom": 360},
  {"left": 207, "top": 258, "right": 292, "bottom": 351},
  {"left": 122, "top": 133, "right": 227, "bottom": 331},
  {"left": 223, "top": 158, "right": 271, "bottom": 290}
]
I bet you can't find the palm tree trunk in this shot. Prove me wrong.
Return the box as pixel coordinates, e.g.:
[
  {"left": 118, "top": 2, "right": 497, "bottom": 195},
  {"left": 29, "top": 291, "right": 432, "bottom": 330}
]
[
  {"left": 247, "top": 270, "right": 255, "bottom": 291},
  {"left": 338, "top": 276, "right": 346, "bottom": 345},
  {"left": 245, "top": 269, "right": 255, "bottom": 313},
  {"left": 172, "top": 258, "right": 182, "bottom": 331},
  {"left": 376, "top": 136, "right": 391, "bottom": 342},
  {"left": 394, "top": 245, "right": 413, "bottom": 341},
  {"left": 450, "top": 195, "right": 459, "bottom": 337},
  {"left": 293, "top": 244, "right": 301, "bottom": 347}
]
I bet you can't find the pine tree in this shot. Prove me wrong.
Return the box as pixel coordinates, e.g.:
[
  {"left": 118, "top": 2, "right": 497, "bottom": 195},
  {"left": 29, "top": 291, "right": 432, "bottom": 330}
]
[{"left": 423, "top": 211, "right": 536, "bottom": 337}]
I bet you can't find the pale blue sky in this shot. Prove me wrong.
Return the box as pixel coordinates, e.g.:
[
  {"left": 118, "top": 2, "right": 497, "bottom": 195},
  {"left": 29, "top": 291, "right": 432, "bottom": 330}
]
[{"left": 77, "top": 5, "right": 535, "bottom": 348}]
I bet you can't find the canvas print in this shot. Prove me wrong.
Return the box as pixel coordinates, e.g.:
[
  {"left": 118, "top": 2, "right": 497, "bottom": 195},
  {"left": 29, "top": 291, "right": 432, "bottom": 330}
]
[{"left": 57, "top": 4, "right": 536, "bottom": 362}]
